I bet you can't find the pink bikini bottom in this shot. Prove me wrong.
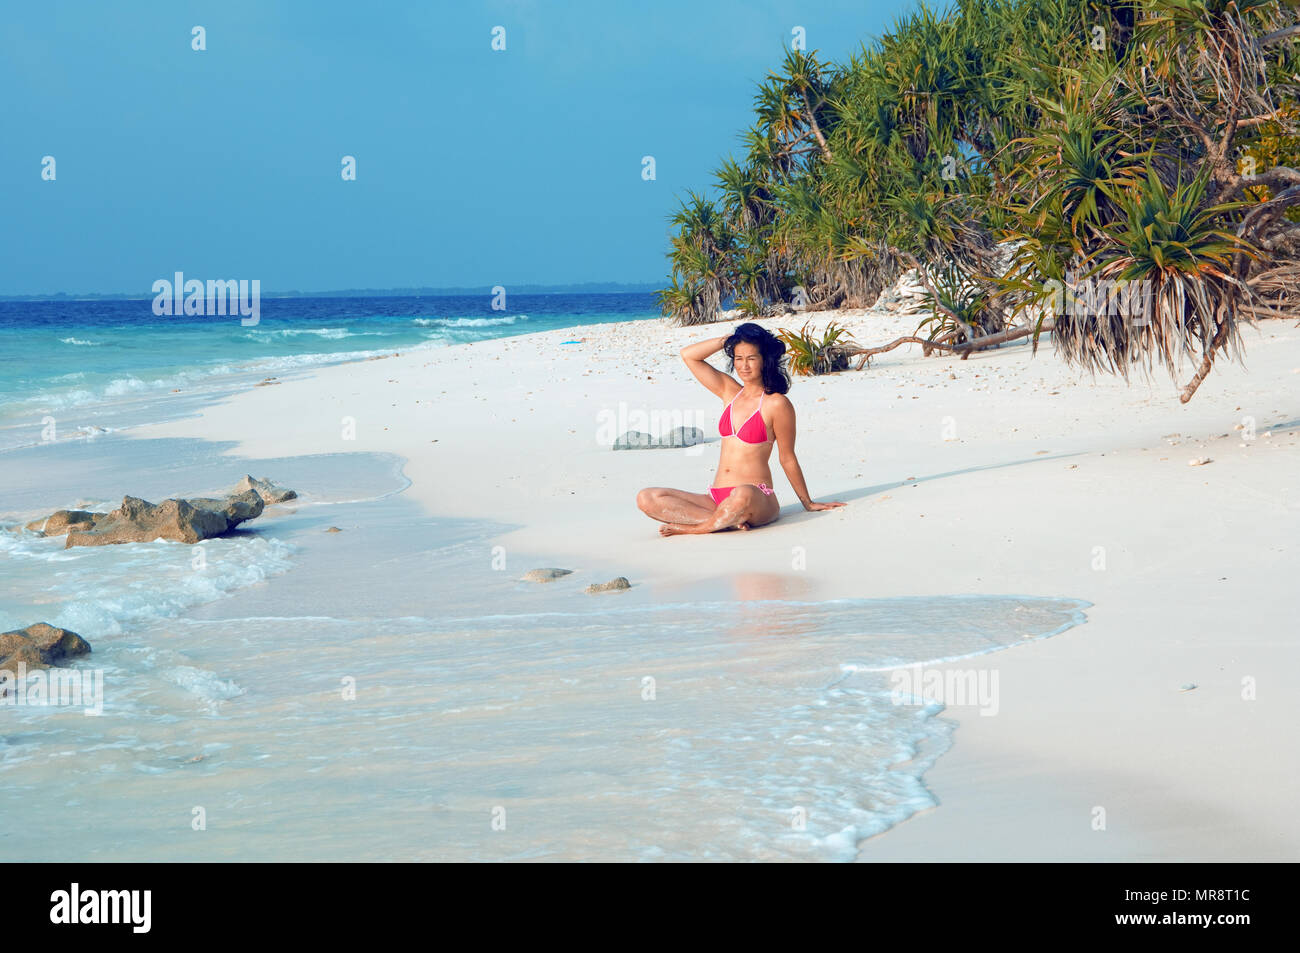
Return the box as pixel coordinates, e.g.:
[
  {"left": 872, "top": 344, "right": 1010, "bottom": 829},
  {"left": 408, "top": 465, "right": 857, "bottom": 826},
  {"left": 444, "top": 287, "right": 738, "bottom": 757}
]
[{"left": 709, "top": 483, "right": 774, "bottom": 505}]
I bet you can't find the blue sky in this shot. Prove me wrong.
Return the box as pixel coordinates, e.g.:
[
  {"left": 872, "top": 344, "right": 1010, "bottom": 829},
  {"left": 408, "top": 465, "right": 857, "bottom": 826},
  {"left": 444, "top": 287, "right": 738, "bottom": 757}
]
[{"left": 1, "top": 1, "right": 910, "bottom": 296}]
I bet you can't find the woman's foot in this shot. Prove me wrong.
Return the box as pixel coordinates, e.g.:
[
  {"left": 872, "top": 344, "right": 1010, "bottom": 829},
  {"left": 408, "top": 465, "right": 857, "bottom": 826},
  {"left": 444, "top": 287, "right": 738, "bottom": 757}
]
[{"left": 659, "top": 519, "right": 749, "bottom": 536}]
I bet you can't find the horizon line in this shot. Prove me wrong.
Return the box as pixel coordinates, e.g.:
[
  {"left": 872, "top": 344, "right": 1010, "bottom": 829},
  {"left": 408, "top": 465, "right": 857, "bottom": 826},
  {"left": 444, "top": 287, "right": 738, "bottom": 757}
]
[{"left": 0, "top": 280, "right": 663, "bottom": 303}]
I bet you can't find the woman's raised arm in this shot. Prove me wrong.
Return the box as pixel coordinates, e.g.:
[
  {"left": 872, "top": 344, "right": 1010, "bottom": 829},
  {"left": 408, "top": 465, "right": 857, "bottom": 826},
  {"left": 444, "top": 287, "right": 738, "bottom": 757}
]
[{"left": 679, "top": 335, "right": 734, "bottom": 400}]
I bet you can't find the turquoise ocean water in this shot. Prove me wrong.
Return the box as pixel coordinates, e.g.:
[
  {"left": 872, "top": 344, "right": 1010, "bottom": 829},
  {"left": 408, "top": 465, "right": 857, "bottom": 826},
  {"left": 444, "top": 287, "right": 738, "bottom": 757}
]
[
  {"left": 0, "top": 293, "right": 1090, "bottom": 860},
  {"left": 0, "top": 293, "right": 655, "bottom": 451}
]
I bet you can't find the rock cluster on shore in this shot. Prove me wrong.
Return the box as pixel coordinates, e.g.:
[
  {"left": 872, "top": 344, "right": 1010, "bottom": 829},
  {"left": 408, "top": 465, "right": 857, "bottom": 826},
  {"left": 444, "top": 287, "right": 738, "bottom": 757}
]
[
  {"left": 23, "top": 475, "right": 296, "bottom": 548},
  {"left": 613, "top": 426, "right": 704, "bottom": 450},
  {"left": 0, "top": 623, "right": 91, "bottom": 673},
  {"left": 520, "top": 569, "right": 631, "bottom": 593}
]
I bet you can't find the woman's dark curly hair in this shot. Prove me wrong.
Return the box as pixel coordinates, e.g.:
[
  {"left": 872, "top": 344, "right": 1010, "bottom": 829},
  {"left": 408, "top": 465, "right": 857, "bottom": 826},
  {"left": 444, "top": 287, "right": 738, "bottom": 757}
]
[{"left": 723, "top": 322, "right": 791, "bottom": 395}]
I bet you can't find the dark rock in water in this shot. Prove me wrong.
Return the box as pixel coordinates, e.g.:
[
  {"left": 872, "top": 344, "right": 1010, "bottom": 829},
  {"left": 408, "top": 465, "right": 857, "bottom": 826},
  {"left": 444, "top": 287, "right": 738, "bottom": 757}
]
[
  {"left": 0, "top": 632, "right": 33, "bottom": 660},
  {"left": 521, "top": 568, "right": 573, "bottom": 583},
  {"left": 65, "top": 496, "right": 226, "bottom": 547},
  {"left": 0, "top": 623, "right": 91, "bottom": 673},
  {"left": 234, "top": 474, "right": 298, "bottom": 504},
  {"left": 63, "top": 489, "right": 264, "bottom": 548},
  {"left": 613, "top": 426, "right": 705, "bottom": 450},
  {"left": 585, "top": 577, "right": 630, "bottom": 594},
  {"left": 26, "top": 479, "right": 293, "bottom": 548},
  {"left": 0, "top": 642, "right": 46, "bottom": 675},
  {"left": 21, "top": 622, "right": 92, "bottom": 662},
  {"left": 187, "top": 490, "right": 266, "bottom": 525},
  {"left": 25, "top": 509, "right": 102, "bottom": 537}
]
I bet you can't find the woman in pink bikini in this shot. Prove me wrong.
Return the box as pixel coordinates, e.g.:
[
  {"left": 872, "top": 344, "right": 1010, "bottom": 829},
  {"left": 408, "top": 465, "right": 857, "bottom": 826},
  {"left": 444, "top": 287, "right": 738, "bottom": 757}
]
[{"left": 636, "top": 322, "right": 846, "bottom": 536}]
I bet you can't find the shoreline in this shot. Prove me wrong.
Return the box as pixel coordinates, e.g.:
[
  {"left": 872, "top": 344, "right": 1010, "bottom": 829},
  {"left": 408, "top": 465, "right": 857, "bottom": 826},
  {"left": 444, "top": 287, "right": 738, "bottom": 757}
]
[{"left": 102, "top": 306, "right": 1300, "bottom": 859}]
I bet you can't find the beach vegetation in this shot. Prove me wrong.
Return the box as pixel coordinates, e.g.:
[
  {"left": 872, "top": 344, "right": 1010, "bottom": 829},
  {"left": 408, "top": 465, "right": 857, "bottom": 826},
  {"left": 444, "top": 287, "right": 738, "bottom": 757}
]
[
  {"left": 777, "top": 321, "right": 857, "bottom": 374},
  {"left": 657, "top": 0, "right": 1300, "bottom": 400}
]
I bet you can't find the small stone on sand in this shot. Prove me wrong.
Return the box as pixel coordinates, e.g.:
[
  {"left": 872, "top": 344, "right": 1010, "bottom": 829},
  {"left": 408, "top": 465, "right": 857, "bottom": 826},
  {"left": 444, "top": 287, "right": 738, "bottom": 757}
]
[
  {"left": 522, "top": 568, "right": 573, "bottom": 583},
  {"left": 585, "top": 577, "right": 631, "bottom": 594}
]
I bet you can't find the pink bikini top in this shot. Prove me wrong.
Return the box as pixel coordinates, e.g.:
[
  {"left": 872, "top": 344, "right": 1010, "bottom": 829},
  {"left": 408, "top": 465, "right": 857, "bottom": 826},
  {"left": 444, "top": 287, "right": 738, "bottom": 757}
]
[{"left": 719, "top": 390, "right": 767, "bottom": 444}]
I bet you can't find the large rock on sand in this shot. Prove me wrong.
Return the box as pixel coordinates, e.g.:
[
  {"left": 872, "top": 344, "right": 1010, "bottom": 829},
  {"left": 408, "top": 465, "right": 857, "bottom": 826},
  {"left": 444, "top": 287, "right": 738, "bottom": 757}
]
[
  {"left": 0, "top": 623, "right": 91, "bottom": 673},
  {"left": 612, "top": 426, "right": 704, "bottom": 450},
  {"left": 63, "top": 490, "right": 264, "bottom": 549},
  {"left": 613, "top": 431, "right": 654, "bottom": 450},
  {"left": 657, "top": 426, "right": 704, "bottom": 448},
  {"left": 233, "top": 474, "right": 297, "bottom": 504}
]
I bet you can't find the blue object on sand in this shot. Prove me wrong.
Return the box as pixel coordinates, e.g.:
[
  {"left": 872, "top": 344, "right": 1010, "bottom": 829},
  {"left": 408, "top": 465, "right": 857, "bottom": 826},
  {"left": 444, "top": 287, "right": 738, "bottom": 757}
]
[{"left": 560, "top": 340, "right": 581, "bottom": 344}]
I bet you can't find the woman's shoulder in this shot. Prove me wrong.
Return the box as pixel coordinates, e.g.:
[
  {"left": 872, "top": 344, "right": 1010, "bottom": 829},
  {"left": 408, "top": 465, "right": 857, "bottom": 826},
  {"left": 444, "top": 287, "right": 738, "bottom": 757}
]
[{"left": 717, "top": 378, "right": 743, "bottom": 402}]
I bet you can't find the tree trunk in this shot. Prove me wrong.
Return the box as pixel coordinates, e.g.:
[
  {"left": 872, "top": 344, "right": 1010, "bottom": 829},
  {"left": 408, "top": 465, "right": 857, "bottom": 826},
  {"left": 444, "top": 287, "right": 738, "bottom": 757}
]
[
  {"left": 1179, "top": 319, "right": 1232, "bottom": 404},
  {"left": 802, "top": 90, "right": 832, "bottom": 162}
]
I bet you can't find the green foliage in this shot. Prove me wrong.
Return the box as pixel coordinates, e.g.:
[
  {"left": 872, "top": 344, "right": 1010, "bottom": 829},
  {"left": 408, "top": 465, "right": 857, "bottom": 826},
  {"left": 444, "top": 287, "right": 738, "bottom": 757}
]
[
  {"left": 776, "top": 321, "right": 857, "bottom": 375},
  {"left": 1091, "top": 164, "right": 1248, "bottom": 280},
  {"left": 918, "top": 264, "right": 995, "bottom": 344},
  {"left": 657, "top": 0, "right": 1300, "bottom": 396}
]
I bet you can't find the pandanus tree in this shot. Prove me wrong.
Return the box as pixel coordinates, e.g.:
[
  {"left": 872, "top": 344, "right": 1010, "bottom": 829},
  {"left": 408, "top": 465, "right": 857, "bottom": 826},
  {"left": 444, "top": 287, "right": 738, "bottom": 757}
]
[
  {"left": 654, "top": 192, "right": 734, "bottom": 324},
  {"left": 655, "top": 49, "right": 846, "bottom": 323},
  {"left": 656, "top": 0, "right": 1300, "bottom": 398},
  {"left": 1003, "top": 0, "right": 1300, "bottom": 400}
]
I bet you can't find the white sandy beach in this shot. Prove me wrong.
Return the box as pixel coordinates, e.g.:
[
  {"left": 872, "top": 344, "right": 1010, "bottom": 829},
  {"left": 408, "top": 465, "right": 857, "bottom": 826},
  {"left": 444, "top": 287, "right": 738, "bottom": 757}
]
[{"left": 135, "top": 307, "right": 1300, "bottom": 861}]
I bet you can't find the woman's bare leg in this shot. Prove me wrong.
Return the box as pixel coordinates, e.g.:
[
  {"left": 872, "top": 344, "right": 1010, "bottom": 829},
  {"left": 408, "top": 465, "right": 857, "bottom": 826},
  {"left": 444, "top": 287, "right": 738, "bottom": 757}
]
[
  {"left": 636, "top": 487, "right": 718, "bottom": 525},
  {"left": 659, "top": 485, "right": 780, "bottom": 536}
]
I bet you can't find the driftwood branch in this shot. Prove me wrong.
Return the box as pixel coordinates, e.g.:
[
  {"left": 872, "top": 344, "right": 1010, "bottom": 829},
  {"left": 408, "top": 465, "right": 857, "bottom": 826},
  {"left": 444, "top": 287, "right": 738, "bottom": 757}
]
[
  {"left": 1244, "top": 305, "right": 1300, "bottom": 319},
  {"left": 846, "top": 324, "right": 1050, "bottom": 369},
  {"left": 847, "top": 336, "right": 955, "bottom": 369},
  {"left": 950, "top": 324, "right": 1044, "bottom": 351},
  {"left": 1261, "top": 24, "right": 1300, "bottom": 47},
  {"left": 1237, "top": 166, "right": 1300, "bottom": 193},
  {"left": 1234, "top": 113, "right": 1282, "bottom": 129}
]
